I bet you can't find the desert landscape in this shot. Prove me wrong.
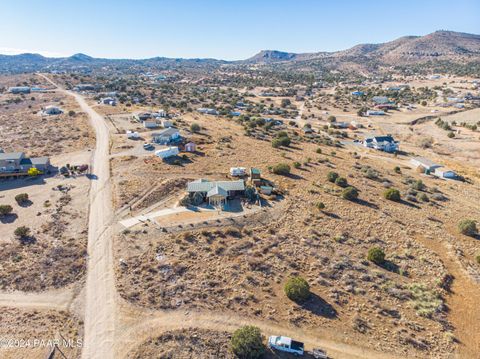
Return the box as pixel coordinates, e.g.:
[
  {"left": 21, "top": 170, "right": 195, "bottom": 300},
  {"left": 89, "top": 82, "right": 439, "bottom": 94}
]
[{"left": 0, "top": 4, "right": 479, "bottom": 358}]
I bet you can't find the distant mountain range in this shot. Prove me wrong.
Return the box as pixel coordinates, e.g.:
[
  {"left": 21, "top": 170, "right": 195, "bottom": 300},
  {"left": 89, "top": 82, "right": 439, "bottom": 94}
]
[
  {"left": 1, "top": 31, "right": 479, "bottom": 74},
  {"left": 245, "top": 31, "right": 480, "bottom": 65}
]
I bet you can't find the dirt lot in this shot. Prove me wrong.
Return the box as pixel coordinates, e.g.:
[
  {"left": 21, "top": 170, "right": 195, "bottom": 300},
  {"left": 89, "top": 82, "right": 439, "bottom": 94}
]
[
  {"left": 113, "top": 105, "right": 480, "bottom": 358},
  {"left": 0, "top": 307, "right": 83, "bottom": 359},
  {"left": 0, "top": 151, "right": 90, "bottom": 291},
  {"left": 0, "top": 76, "right": 94, "bottom": 156}
]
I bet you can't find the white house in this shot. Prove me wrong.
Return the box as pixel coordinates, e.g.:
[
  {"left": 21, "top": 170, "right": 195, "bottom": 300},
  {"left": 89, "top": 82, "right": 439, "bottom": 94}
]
[
  {"left": 100, "top": 97, "right": 117, "bottom": 106},
  {"left": 155, "top": 146, "right": 179, "bottom": 159},
  {"left": 363, "top": 135, "right": 399, "bottom": 153},
  {"left": 143, "top": 120, "right": 159, "bottom": 129},
  {"left": 197, "top": 108, "right": 219, "bottom": 115},
  {"left": 42, "top": 105, "right": 63, "bottom": 115},
  {"left": 152, "top": 109, "right": 167, "bottom": 118},
  {"left": 410, "top": 157, "right": 442, "bottom": 173}
]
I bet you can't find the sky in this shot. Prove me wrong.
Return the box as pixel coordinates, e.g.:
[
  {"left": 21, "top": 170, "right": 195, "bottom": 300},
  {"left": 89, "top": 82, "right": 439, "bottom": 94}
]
[{"left": 0, "top": 0, "right": 479, "bottom": 60}]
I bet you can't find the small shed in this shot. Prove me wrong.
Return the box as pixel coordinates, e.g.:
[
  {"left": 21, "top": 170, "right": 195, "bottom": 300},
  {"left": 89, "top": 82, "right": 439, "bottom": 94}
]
[
  {"left": 126, "top": 130, "right": 140, "bottom": 139},
  {"left": 250, "top": 168, "right": 261, "bottom": 180},
  {"left": 434, "top": 168, "right": 457, "bottom": 179},
  {"left": 143, "top": 120, "right": 159, "bottom": 129},
  {"left": 185, "top": 142, "right": 196, "bottom": 152},
  {"left": 162, "top": 120, "right": 174, "bottom": 128}
]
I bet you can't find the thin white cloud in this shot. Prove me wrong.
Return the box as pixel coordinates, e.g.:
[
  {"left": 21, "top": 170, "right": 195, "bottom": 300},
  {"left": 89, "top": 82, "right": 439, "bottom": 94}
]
[{"left": 0, "top": 47, "right": 67, "bottom": 57}]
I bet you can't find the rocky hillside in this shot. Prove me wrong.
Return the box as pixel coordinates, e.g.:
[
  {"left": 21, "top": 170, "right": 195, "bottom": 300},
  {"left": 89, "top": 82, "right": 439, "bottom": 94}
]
[{"left": 245, "top": 31, "right": 480, "bottom": 65}]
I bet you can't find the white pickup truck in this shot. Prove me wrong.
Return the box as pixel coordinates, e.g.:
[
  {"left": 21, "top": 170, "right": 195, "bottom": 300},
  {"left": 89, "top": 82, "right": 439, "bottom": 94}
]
[{"left": 268, "top": 336, "right": 304, "bottom": 356}]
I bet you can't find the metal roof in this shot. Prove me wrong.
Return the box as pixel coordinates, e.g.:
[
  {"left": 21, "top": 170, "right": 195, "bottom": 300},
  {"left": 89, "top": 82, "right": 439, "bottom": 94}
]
[
  {"left": 152, "top": 128, "right": 179, "bottom": 137},
  {"left": 0, "top": 152, "right": 24, "bottom": 161},
  {"left": 207, "top": 185, "right": 228, "bottom": 198},
  {"left": 31, "top": 157, "right": 50, "bottom": 165},
  {"left": 187, "top": 179, "right": 245, "bottom": 193},
  {"left": 411, "top": 157, "right": 440, "bottom": 168}
]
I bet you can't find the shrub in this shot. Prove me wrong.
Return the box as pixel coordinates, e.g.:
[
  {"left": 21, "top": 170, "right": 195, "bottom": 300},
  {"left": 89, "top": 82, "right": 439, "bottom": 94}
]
[
  {"left": 14, "top": 226, "right": 30, "bottom": 239},
  {"left": 316, "top": 148, "right": 322, "bottom": 154},
  {"left": 394, "top": 166, "right": 401, "bottom": 174},
  {"left": 293, "top": 161, "right": 301, "bottom": 169},
  {"left": 0, "top": 204, "right": 13, "bottom": 216},
  {"left": 384, "top": 188, "right": 401, "bottom": 202},
  {"left": 367, "top": 247, "right": 385, "bottom": 265},
  {"left": 411, "top": 180, "right": 425, "bottom": 191},
  {"left": 190, "top": 123, "right": 201, "bottom": 133},
  {"left": 335, "top": 176, "right": 348, "bottom": 188},
  {"left": 272, "top": 135, "right": 290, "bottom": 148},
  {"left": 458, "top": 219, "right": 478, "bottom": 237},
  {"left": 68, "top": 110, "right": 76, "bottom": 116},
  {"left": 272, "top": 163, "right": 290, "bottom": 176},
  {"left": 447, "top": 131, "right": 455, "bottom": 138},
  {"left": 15, "top": 193, "right": 29, "bottom": 204},
  {"left": 417, "top": 193, "right": 429, "bottom": 202},
  {"left": 476, "top": 254, "right": 480, "bottom": 265},
  {"left": 327, "top": 171, "right": 339, "bottom": 183},
  {"left": 316, "top": 202, "right": 325, "bottom": 210},
  {"left": 230, "top": 326, "right": 265, "bottom": 359},
  {"left": 341, "top": 186, "right": 358, "bottom": 200},
  {"left": 284, "top": 276, "right": 310, "bottom": 303}
]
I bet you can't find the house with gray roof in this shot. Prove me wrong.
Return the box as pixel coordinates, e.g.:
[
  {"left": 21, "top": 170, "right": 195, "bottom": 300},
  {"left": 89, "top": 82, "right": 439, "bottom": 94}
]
[
  {"left": 186, "top": 179, "right": 245, "bottom": 206},
  {"left": 363, "top": 135, "right": 399, "bottom": 153},
  {"left": 152, "top": 128, "right": 180, "bottom": 144},
  {"left": 0, "top": 152, "right": 50, "bottom": 174}
]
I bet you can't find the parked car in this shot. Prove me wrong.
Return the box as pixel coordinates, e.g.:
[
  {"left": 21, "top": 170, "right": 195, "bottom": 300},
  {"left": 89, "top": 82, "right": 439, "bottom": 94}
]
[
  {"left": 268, "top": 336, "right": 304, "bottom": 356},
  {"left": 143, "top": 143, "right": 154, "bottom": 150}
]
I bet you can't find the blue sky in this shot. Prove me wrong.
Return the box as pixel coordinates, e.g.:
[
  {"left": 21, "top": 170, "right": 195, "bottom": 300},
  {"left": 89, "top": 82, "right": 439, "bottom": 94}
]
[{"left": 0, "top": 0, "right": 479, "bottom": 60}]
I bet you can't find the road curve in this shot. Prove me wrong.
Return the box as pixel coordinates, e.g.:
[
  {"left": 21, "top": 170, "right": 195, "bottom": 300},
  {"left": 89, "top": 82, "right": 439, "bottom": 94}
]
[{"left": 39, "top": 74, "right": 116, "bottom": 359}]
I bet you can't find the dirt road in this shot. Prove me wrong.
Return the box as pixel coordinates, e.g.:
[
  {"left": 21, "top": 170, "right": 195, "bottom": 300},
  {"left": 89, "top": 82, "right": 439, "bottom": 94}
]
[
  {"left": 29, "top": 74, "right": 418, "bottom": 359},
  {"left": 39, "top": 74, "right": 116, "bottom": 359},
  {"left": 0, "top": 287, "right": 75, "bottom": 310},
  {"left": 116, "top": 307, "right": 402, "bottom": 359}
]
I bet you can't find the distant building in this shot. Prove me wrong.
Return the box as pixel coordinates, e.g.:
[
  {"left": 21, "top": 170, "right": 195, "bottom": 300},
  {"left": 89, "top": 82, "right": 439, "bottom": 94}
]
[
  {"left": 410, "top": 157, "right": 442, "bottom": 173},
  {"left": 134, "top": 112, "right": 152, "bottom": 122},
  {"left": 143, "top": 120, "right": 159, "bottom": 129},
  {"left": 152, "top": 128, "right": 180, "bottom": 144},
  {"left": 363, "top": 135, "right": 399, "bottom": 153},
  {"left": 197, "top": 108, "right": 219, "bottom": 115},
  {"left": 100, "top": 97, "right": 117, "bottom": 106},
  {"left": 8, "top": 86, "right": 31, "bottom": 94},
  {"left": 155, "top": 146, "right": 179, "bottom": 160},
  {"left": 434, "top": 168, "right": 458, "bottom": 179},
  {"left": 0, "top": 152, "right": 50, "bottom": 173},
  {"left": 126, "top": 130, "right": 140, "bottom": 139},
  {"left": 366, "top": 110, "right": 386, "bottom": 116},
  {"left": 184, "top": 142, "right": 196, "bottom": 152},
  {"left": 161, "top": 119, "right": 173, "bottom": 128},
  {"left": 372, "top": 96, "right": 390, "bottom": 105}
]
